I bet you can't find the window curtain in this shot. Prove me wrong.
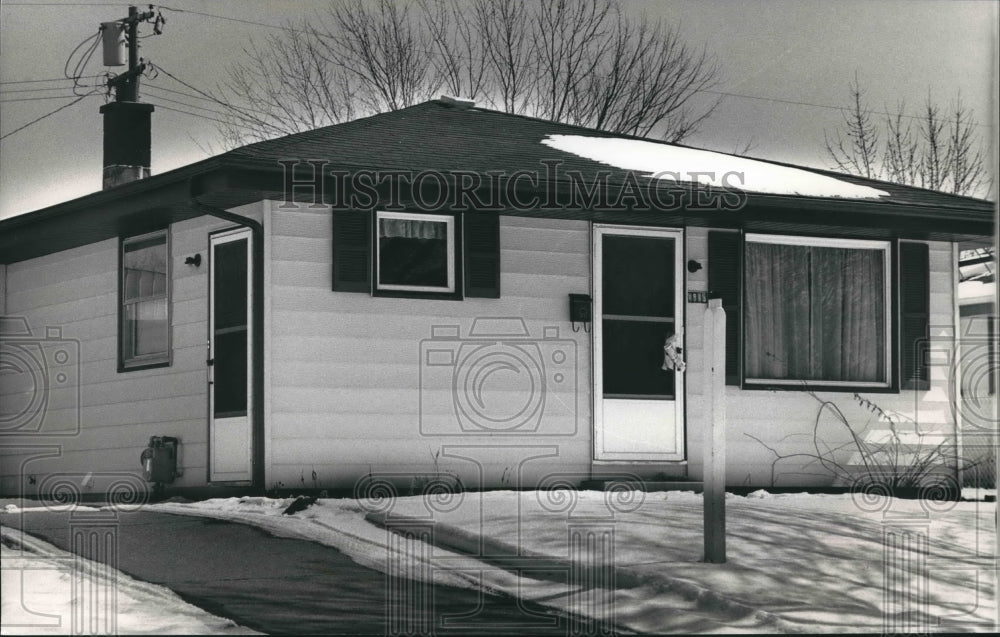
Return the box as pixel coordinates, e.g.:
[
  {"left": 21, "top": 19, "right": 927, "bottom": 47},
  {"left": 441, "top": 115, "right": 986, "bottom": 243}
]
[
  {"left": 745, "top": 242, "right": 885, "bottom": 383},
  {"left": 123, "top": 242, "right": 167, "bottom": 302},
  {"left": 379, "top": 218, "right": 446, "bottom": 240},
  {"left": 122, "top": 238, "right": 167, "bottom": 359},
  {"left": 123, "top": 300, "right": 168, "bottom": 356}
]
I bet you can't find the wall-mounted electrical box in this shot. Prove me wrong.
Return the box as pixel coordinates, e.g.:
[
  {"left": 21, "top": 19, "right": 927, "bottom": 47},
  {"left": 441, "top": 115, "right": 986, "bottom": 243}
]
[{"left": 569, "top": 293, "right": 591, "bottom": 323}]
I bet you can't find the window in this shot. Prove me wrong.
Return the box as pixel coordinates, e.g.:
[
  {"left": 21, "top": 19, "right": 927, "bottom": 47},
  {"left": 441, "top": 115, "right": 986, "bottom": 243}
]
[
  {"left": 743, "top": 234, "right": 891, "bottom": 387},
  {"left": 332, "top": 209, "right": 499, "bottom": 298},
  {"left": 120, "top": 230, "right": 170, "bottom": 370},
  {"left": 375, "top": 211, "right": 455, "bottom": 293}
]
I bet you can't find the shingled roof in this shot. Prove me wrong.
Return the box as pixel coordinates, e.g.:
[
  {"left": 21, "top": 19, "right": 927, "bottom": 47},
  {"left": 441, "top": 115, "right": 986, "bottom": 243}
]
[
  {"left": 225, "top": 100, "right": 989, "bottom": 205},
  {"left": 1, "top": 98, "right": 994, "bottom": 263}
]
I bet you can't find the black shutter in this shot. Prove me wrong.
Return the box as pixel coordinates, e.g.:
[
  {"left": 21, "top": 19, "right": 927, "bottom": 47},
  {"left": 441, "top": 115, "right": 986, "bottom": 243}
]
[
  {"left": 900, "top": 241, "right": 930, "bottom": 390},
  {"left": 463, "top": 213, "right": 500, "bottom": 298},
  {"left": 332, "top": 210, "right": 371, "bottom": 292},
  {"left": 708, "top": 231, "right": 741, "bottom": 385}
]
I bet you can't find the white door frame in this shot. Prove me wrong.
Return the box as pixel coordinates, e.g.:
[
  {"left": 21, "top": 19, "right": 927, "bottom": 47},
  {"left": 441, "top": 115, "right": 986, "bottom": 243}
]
[
  {"left": 593, "top": 224, "right": 685, "bottom": 462},
  {"left": 209, "top": 227, "right": 254, "bottom": 483}
]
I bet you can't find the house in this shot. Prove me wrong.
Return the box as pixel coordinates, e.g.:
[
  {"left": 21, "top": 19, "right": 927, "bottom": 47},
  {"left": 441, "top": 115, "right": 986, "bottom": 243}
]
[{"left": 0, "top": 98, "right": 994, "bottom": 498}]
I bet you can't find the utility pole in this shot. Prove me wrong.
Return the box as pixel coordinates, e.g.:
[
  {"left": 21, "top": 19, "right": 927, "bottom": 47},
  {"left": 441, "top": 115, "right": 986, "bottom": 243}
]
[
  {"left": 105, "top": 5, "right": 158, "bottom": 103},
  {"left": 99, "top": 5, "right": 162, "bottom": 189}
]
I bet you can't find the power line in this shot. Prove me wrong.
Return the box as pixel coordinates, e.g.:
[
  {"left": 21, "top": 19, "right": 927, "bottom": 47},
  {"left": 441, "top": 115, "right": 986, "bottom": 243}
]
[
  {"left": 143, "top": 3, "right": 987, "bottom": 132},
  {"left": 4, "top": 2, "right": 131, "bottom": 5},
  {"left": 148, "top": 63, "right": 287, "bottom": 134},
  {"left": 0, "top": 85, "right": 89, "bottom": 94},
  {"left": 0, "top": 76, "right": 99, "bottom": 85},
  {"left": 144, "top": 92, "right": 229, "bottom": 118},
  {"left": 144, "top": 82, "right": 284, "bottom": 119},
  {"left": 144, "top": 83, "right": 219, "bottom": 104},
  {"left": 0, "top": 91, "right": 98, "bottom": 140},
  {"left": 699, "top": 88, "right": 987, "bottom": 128},
  {"left": 148, "top": 102, "right": 232, "bottom": 126},
  {"left": 0, "top": 94, "right": 89, "bottom": 103},
  {"left": 8, "top": 2, "right": 986, "bottom": 140},
  {"left": 156, "top": 5, "right": 302, "bottom": 33}
]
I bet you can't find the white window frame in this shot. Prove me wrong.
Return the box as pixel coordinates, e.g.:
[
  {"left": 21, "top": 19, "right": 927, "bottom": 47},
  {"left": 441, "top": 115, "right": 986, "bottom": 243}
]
[
  {"left": 743, "top": 233, "right": 892, "bottom": 388},
  {"left": 120, "top": 228, "right": 171, "bottom": 370},
  {"left": 375, "top": 210, "right": 456, "bottom": 294}
]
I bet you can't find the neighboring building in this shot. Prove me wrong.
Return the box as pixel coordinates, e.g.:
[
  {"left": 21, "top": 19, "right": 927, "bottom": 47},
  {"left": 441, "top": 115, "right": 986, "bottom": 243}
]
[
  {"left": 0, "top": 98, "right": 994, "bottom": 496},
  {"left": 957, "top": 253, "right": 997, "bottom": 488}
]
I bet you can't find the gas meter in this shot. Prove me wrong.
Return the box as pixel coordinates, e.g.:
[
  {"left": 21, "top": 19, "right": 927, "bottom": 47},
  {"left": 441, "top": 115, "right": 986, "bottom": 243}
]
[{"left": 140, "top": 436, "right": 179, "bottom": 483}]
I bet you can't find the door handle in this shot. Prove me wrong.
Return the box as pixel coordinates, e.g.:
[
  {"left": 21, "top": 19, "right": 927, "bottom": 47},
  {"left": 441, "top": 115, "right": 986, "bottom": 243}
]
[
  {"left": 206, "top": 358, "right": 214, "bottom": 366},
  {"left": 662, "top": 334, "right": 686, "bottom": 373}
]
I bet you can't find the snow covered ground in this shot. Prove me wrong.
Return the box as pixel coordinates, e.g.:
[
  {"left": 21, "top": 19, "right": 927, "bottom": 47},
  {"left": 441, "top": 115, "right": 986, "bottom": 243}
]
[
  {"left": 145, "top": 489, "right": 997, "bottom": 634},
  {"left": 0, "top": 524, "right": 258, "bottom": 635}
]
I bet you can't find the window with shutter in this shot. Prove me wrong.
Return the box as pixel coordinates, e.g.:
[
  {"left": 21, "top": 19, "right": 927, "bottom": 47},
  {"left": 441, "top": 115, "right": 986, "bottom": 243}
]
[
  {"left": 464, "top": 213, "right": 500, "bottom": 298},
  {"left": 333, "top": 210, "right": 494, "bottom": 300},
  {"left": 899, "top": 241, "right": 930, "bottom": 390},
  {"left": 332, "top": 210, "right": 371, "bottom": 292}
]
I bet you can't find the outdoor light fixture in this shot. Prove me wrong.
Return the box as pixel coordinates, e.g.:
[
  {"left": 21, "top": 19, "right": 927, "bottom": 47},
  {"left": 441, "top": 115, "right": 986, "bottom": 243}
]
[
  {"left": 687, "top": 259, "right": 702, "bottom": 273},
  {"left": 185, "top": 253, "right": 202, "bottom": 267}
]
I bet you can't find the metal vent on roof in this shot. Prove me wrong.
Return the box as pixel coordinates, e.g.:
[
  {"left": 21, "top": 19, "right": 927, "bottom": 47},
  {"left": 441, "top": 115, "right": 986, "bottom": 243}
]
[{"left": 439, "top": 95, "right": 476, "bottom": 109}]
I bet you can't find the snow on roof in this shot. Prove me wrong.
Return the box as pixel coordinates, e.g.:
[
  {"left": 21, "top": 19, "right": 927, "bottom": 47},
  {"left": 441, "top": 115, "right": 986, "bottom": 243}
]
[{"left": 541, "top": 134, "right": 891, "bottom": 199}]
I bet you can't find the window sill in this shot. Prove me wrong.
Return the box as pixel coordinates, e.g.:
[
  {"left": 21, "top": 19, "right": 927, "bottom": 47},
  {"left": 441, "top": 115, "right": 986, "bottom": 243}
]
[
  {"left": 373, "top": 288, "right": 463, "bottom": 301},
  {"left": 118, "top": 359, "right": 171, "bottom": 373},
  {"left": 592, "top": 459, "right": 688, "bottom": 465},
  {"left": 741, "top": 381, "right": 898, "bottom": 394}
]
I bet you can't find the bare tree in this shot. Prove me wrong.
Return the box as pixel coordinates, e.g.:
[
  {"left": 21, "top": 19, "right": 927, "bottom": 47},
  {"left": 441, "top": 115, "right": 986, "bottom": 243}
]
[
  {"left": 945, "top": 91, "right": 986, "bottom": 196},
  {"left": 918, "top": 95, "right": 948, "bottom": 191},
  {"left": 318, "top": 0, "right": 435, "bottom": 112},
  {"left": 210, "top": 0, "right": 721, "bottom": 146},
  {"left": 215, "top": 29, "right": 357, "bottom": 147},
  {"left": 826, "top": 78, "right": 989, "bottom": 197},
  {"left": 824, "top": 73, "right": 880, "bottom": 180},
  {"left": 474, "top": 0, "right": 532, "bottom": 114},
  {"left": 883, "top": 101, "right": 920, "bottom": 186}
]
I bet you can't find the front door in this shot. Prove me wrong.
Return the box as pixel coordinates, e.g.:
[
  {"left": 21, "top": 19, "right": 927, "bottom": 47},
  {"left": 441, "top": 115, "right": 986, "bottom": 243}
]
[
  {"left": 593, "top": 225, "right": 685, "bottom": 461},
  {"left": 209, "top": 228, "right": 253, "bottom": 483}
]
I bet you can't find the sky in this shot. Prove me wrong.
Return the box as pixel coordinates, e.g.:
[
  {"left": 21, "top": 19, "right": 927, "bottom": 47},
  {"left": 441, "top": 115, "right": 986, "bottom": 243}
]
[{"left": 0, "top": 0, "right": 996, "bottom": 220}]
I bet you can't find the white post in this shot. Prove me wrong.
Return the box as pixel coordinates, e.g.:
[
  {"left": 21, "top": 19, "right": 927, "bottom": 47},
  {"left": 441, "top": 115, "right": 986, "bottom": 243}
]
[{"left": 703, "top": 298, "right": 727, "bottom": 563}]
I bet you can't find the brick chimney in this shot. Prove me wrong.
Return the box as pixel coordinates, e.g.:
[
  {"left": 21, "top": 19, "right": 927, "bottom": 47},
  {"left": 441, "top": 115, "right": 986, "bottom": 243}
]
[{"left": 100, "top": 101, "right": 154, "bottom": 189}]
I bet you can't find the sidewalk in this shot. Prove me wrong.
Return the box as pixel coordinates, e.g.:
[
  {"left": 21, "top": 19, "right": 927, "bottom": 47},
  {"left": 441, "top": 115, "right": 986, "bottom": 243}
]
[{"left": 0, "top": 505, "right": 595, "bottom": 635}]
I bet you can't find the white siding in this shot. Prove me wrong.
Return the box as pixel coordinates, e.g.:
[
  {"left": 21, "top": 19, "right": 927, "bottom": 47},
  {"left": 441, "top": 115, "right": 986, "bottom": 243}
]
[
  {"left": 266, "top": 204, "right": 593, "bottom": 490},
  {"left": 0, "top": 204, "right": 263, "bottom": 495},
  {"left": 3, "top": 197, "right": 966, "bottom": 495},
  {"left": 685, "top": 228, "right": 960, "bottom": 487}
]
